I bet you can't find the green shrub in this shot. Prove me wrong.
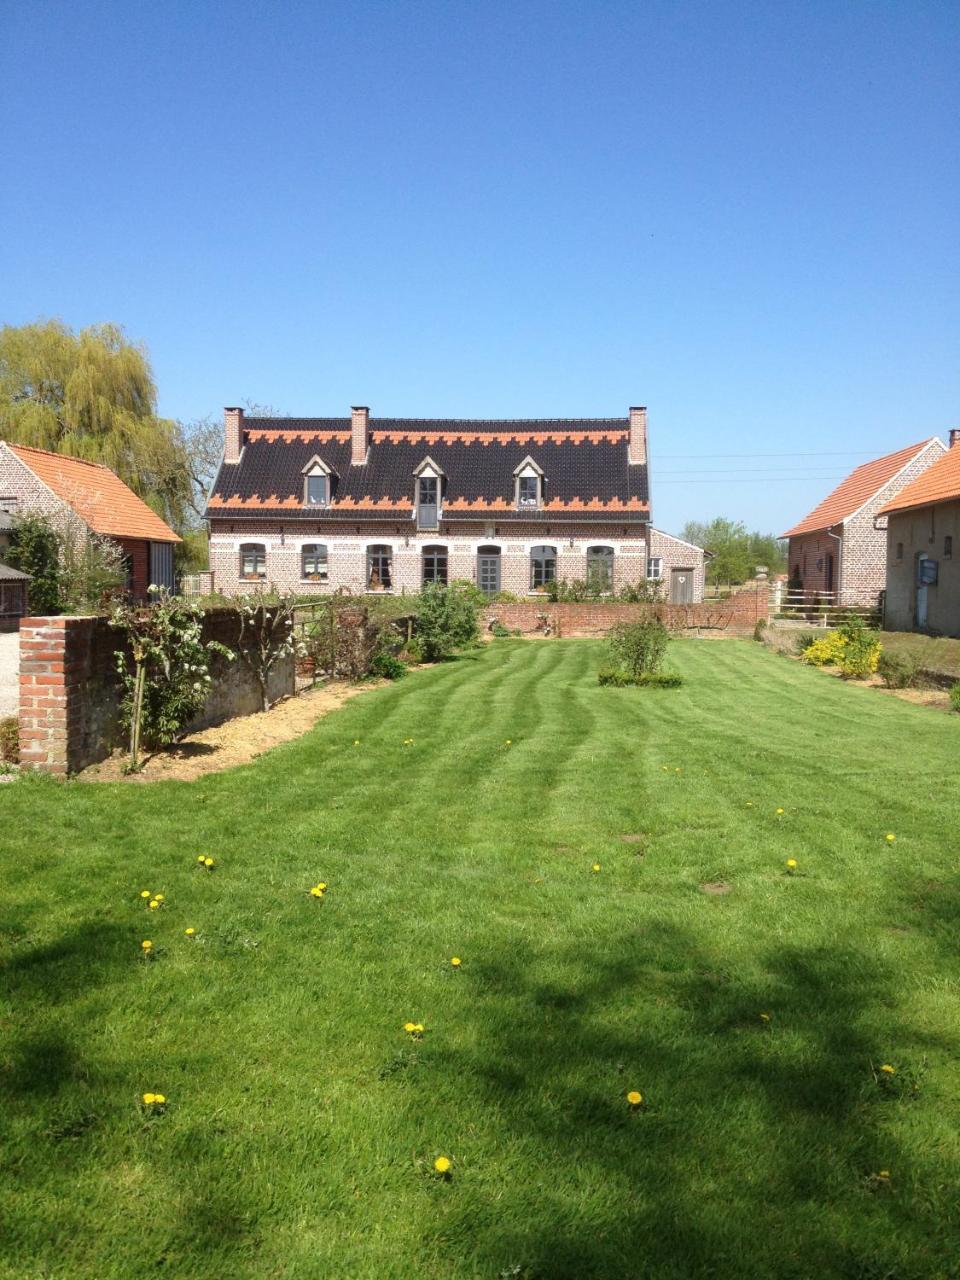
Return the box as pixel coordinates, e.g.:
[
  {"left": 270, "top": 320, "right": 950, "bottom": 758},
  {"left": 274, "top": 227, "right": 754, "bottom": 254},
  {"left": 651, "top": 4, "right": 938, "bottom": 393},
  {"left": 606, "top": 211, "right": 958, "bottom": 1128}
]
[
  {"left": 6, "top": 514, "right": 62, "bottom": 614},
  {"left": 490, "top": 620, "right": 511, "bottom": 638},
  {"left": 950, "top": 682, "right": 960, "bottom": 713},
  {"left": 835, "top": 617, "right": 881, "bottom": 679},
  {"left": 877, "top": 651, "right": 923, "bottom": 689},
  {"left": 793, "top": 630, "right": 817, "bottom": 655},
  {"left": 369, "top": 650, "right": 406, "bottom": 680},
  {"left": 402, "top": 636, "right": 423, "bottom": 663},
  {"left": 414, "top": 583, "right": 479, "bottom": 661},
  {"left": 598, "top": 668, "right": 683, "bottom": 689},
  {"left": 753, "top": 619, "right": 767, "bottom": 642},
  {"left": 607, "top": 618, "right": 669, "bottom": 679},
  {"left": 0, "top": 717, "right": 18, "bottom": 763}
]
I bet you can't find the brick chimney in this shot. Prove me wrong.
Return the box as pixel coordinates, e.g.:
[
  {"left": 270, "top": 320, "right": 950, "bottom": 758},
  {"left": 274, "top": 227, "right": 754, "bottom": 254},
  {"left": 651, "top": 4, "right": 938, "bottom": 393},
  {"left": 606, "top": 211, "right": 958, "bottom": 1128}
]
[
  {"left": 224, "top": 407, "right": 244, "bottom": 464},
  {"left": 628, "top": 406, "right": 647, "bottom": 465},
  {"left": 950, "top": 428, "right": 960, "bottom": 449},
  {"left": 351, "top": 406, "right": 369, "bottom": 465}
]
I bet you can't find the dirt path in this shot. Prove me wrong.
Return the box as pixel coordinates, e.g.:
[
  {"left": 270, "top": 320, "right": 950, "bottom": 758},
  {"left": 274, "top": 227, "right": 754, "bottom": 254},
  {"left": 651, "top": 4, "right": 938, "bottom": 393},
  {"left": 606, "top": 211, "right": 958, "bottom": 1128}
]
[{"left": 80, "top": 681, "right": 380, "bottom": 783}]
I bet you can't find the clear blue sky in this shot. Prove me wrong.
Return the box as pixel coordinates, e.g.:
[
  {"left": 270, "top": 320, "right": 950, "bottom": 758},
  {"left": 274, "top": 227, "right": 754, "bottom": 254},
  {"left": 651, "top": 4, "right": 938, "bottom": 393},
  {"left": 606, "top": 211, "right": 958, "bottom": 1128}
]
[{"left": 2, "top": 0, "right": 957, "bottom": 534}]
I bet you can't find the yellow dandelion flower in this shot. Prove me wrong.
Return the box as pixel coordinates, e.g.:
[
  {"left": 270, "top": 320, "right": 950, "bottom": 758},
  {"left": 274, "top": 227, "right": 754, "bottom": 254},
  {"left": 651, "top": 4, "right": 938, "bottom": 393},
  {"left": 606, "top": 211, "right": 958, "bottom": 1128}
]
[
  {"left": 434, "top": 1156, "right": 451, "bottom": 1174},
  {"left": 626, "top": 1090, "right": 643, "bottom": 1106},
  {"left": 592, "top": 863, "right": 601, "bottom": 873},
  {"left": 785, "top": 859, "right": 797, "bottom": 870},
  {"left": 746, "top": 801, "right": 753, "bottom": 807},
  {"left": 776, "top": 808, "right": 785, "bottom": 815},
  {"left": 674, "top": 767, "right": 681, "bottom": 773},
  {"left": 354, "top": 740, "right": 361, "bottom": 746},
  {"left": 885, "top": 833, "right": 896, "bottom": 843},
  {"left": 142, "top": 1092, "right": 156, "bottom": 1105},
  {"left": 197, "top": 855, "right": 206, "bottom": 863},
  {"left": 141, "top": 940, "right": 153, "bottom": 950},
  {"left": 403, "top": 1022, "right": 417, "bottom": 1033},
  {"left": 451, "top": 957, "right": 462, "bottom": 968},
  {"left": 140, "top": 890, "right": 151, "bottom": 899},
  {"left": 204, "top": 858, "right": 214, "bottom": 868},
  {"left": 149, "top": 900, "right": 160, "bottom": 909},
  {"left": 185, "top": 928, "right": 196, "bottom": 937},
  {"left": 878, "top": 1170, "right": 890, "bottom": 1179},
  {"left": 154, "top": 1094, "right": 166, "bottom": 1105},
  {"left": 880, "top": 1064, "right": 896, "bottom": 1075},
  {"left": 154, "top": 894, "right": 164, "bottom": 903},
  {"left": 413, "top": 1024, "right": 425, "bottom": 1034}
]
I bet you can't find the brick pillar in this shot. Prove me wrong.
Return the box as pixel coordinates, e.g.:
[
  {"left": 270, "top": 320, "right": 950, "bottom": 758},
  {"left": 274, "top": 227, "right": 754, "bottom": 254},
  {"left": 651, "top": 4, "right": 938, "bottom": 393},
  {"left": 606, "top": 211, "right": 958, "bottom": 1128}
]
[
  {"left": 351, "top": 406, "right": 369, "bottom": 465},
  {"left": 18, "top": 617, "right": 78, "bottom": 775}
]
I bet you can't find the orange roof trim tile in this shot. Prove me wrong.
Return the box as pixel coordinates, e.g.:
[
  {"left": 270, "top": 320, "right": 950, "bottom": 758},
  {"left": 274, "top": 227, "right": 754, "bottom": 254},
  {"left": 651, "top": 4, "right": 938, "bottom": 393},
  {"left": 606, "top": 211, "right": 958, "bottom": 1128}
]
[
  {"left": 8, "top": 444, "right": 181, "bottom": 542},
  {"left": 878, "top": 443, "right": 960, "bottom": 515},
  {"left": 780, "top": 441, "right": 935, "bottom": 538}
]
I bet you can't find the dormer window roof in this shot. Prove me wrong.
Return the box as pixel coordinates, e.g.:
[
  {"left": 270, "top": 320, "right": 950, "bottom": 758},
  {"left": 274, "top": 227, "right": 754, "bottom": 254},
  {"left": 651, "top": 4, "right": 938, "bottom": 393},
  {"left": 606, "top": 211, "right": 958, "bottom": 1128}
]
[
  {"left": 301, "top": 455, "right": 333, "bottom": 506},
  {"left": 514, "top": 456, "right": 544, "bottom": 508}
]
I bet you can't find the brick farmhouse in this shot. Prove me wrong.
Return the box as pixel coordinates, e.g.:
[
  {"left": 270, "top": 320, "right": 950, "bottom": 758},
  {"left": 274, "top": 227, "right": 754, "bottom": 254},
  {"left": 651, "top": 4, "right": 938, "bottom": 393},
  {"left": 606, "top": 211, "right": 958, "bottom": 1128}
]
[
  {"left": 780, "top": 438, "right": 946, "bottom": 606},
  {"left": 0, "top": 441, "right": 180, "bottom": 599},
  {"left": 879, "top": 430, "right": 960, "bottom": 635},
  {"left": 205, "top": 406, "right": 705, "bottom": 601}
]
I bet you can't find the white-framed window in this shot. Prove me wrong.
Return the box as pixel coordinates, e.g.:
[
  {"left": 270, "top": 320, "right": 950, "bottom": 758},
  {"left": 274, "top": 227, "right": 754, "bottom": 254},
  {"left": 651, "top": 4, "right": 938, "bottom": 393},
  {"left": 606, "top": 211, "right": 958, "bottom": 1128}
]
[
  {"left": 647, "top": 556, "right": 663, "bottom": 580},
  {"left": 514, "top": 457, "right": 544, "bottom": 509},
  {"left": 305, "top": 473, "right": 327, "bottom": 505},
  {"left": 422, "top": 545, "right": 448, "bottom": 585},
  {"left": 367, "top": 544, "right": 393, "bottom": 590},
  {"left": 586, "top": 546, "right": 614, "bottom": 593},
  {"left": 301, "top": 543, "right": 328, "bottom": 580}
]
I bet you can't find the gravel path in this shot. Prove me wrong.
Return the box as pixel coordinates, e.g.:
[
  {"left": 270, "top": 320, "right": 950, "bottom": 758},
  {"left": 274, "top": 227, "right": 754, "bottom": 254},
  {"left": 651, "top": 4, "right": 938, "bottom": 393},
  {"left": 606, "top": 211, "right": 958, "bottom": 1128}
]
[{"left": 0, "top": 631, "right": 19, "bottom": 717}]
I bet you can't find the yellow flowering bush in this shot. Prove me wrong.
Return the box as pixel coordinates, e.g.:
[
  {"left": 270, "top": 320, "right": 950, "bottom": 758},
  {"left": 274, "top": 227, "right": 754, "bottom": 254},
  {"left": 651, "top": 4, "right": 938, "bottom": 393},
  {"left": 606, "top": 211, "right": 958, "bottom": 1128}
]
[{"left": 802, "top": 621, "right": 881, "bottom": 678}]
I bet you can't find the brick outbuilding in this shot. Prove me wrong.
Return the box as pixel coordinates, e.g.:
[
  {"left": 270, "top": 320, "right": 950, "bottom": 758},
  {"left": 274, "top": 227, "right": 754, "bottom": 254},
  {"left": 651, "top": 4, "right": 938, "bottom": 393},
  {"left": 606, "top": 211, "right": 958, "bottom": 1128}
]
[{"left": 780, "top": 438, "right": 946, "bottom": 606}]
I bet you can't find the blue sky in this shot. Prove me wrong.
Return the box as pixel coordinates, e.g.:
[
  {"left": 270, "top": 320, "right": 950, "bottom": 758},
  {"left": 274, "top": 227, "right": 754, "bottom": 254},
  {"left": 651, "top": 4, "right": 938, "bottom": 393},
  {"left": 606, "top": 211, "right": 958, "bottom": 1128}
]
[{"left": 2, "top": 0, "right": 957, "bottom": 534}]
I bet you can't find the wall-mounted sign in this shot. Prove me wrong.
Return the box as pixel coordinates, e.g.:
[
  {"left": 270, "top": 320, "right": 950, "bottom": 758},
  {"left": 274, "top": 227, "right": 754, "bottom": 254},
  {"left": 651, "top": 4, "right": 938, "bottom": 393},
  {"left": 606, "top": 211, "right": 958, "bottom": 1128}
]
[{"left": 918, "top": 558, "right": 938, "bottom": 585}]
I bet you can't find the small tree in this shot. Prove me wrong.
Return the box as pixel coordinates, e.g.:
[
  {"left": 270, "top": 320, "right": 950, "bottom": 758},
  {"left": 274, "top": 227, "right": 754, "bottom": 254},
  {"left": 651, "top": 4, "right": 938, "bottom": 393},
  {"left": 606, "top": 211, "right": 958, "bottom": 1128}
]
[
  {"left": 236, "top": 592, "right": 302, "bottom": 711},
  {"left": 607, "top": 618, "right": 669, "bottom": 680},
  {"left": 6, "top": 514, "right": 62, "bottom": 613},
  {"left": 59, "top": 528, "right": 125, "bottom": 613},
  {"left": 414, "top": 583, "right": 479, "bottom": 661},
  {"left": 110, "top": 591, "right": 232, "bottom": 771}
]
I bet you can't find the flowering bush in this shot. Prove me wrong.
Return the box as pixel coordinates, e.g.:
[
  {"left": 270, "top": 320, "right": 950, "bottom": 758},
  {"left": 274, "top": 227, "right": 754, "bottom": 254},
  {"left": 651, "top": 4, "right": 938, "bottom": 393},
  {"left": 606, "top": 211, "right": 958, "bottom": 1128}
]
[{"left": 802, "top": 620, "right": 881, "bottom": 679}]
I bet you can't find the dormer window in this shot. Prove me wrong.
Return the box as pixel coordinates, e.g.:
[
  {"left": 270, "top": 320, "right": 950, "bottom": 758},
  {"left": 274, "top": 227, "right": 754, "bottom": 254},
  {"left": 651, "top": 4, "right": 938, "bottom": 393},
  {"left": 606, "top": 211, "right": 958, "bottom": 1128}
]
[
  {"left": 301, "top": 456, "right": 333, "bottom": 507},
  {"left": 413, "top": 457, "right": 444, "bottom": 529},
  {"left": 514, "top": 457, "right": 544, "bottom": 509}
]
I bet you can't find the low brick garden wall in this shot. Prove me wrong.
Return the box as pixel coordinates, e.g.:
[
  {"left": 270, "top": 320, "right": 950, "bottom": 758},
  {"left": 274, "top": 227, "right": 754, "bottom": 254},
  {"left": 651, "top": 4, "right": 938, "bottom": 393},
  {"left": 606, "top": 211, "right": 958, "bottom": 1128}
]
[
  {"left": 19, "top": 608, "right": 294, "bottom": 775},
  {"left": 482, "top": 587, "right": 768, "bottom": 637}
]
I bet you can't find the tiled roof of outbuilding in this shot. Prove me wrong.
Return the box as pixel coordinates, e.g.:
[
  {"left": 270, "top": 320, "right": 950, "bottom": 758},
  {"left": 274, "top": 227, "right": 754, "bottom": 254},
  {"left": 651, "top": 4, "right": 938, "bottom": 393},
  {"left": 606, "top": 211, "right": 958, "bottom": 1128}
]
[
  {"left": 207, "top": 418, "right": 650, "bottom": 522},
  {"left": 780, "top": 440, "right": 938, "bottom": 538},
  {"left": 5, "top": 444, "right": 181, "bottom": 543},
  {"left": 878, "top": 443, "right": 960, "bottom": 515}
]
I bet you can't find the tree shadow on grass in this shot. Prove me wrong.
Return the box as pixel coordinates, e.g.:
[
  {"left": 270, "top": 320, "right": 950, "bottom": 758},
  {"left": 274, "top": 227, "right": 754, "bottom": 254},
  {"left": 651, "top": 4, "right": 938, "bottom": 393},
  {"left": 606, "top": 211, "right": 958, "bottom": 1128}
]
[{"left": 427, "top": 923, "right": 960, "bottom": 1280}]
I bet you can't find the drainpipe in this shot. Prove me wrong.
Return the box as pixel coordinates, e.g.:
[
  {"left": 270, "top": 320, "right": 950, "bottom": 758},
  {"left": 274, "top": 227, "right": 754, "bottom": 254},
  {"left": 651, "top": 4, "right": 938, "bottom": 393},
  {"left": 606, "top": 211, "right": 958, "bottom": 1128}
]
[{"left": 826, "top": 528, "right": 842, "bottom": 618}]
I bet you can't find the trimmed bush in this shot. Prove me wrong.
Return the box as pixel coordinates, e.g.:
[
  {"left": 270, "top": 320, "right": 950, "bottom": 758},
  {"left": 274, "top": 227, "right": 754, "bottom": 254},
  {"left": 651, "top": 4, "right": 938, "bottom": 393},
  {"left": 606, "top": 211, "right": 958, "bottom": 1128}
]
[
  {"left": 598, "top": 669, "right": 683, "bottom": 689},
  {"left": 877, "top": 651, "right": 923, "bottom": 690}
]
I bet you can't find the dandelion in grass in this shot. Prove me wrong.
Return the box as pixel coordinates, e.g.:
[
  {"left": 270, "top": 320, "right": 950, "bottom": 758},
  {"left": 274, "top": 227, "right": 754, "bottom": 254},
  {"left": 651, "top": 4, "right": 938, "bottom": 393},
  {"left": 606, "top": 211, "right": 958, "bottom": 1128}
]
[
  {"left": 785, "top": 859, "right": 798, "bottom": 875},
  {"left": 185, "top": 928, "right": 196, "bottom": 938},
  {"left": 403, "top": 1021, "right": 417, "bottom": 1033},
  {"left": 309, "top": 883, "right": 326, "bottom": 898},
  {"left": 403, "top": 1022, "right": 425, "bottom": 1039},
  {"left": 203, "top": 857, "right": 215, "bottom": 869},
  {"left": 149, "top": 899, "right": 160, "bottom": 910},
  {"left": 154, "top": 894, "right": 164, "bottom": 903},
  {"left": 592, "top": 863, "right": 601, "bottom": 874},
  {"left": 776, "top": 808, "right": 785, "bottom": 816},
  {"left": 141, "top": 1093, "right": 166, "bottom": 1111},
  {"left": 880, "top": 1064, "right": 896, "bottom": 1075},
  {"left": 450, "top": 957, "right": 462, "bottom": 969},
  {"left": 434, "top": 1156, "right": 452, "bottom": 1176},
  {"left": 197, "top": 856, "right": 206, "bottom": 864},
  {"left": 140, "top": 890, "right": 151, "bottom": 899},
  {"left": 885, "top": 833, "right": 897, "bottom": 843},
  {"left": 626, "top": 1090, "right": 643, "bottom": 1108},
  {"left": 746, "top": 801, "right": 754, "bottom": 808},
  {"left": 141, "top": 940, "right": 153, "bottom": 953},
  {"left": 354, "top": 740, "right": 361, "bottom": 746}
]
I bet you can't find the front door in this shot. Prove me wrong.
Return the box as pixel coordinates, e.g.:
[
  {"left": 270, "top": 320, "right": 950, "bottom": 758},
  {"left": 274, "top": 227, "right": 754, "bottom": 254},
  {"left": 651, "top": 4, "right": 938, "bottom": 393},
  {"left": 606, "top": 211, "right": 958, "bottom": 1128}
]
[
  {"left": 670, "top": 568, "right": 694, "bottom": 604},
  {"left": 418, "top": 477, "right": 438, "bottom": 528},
  {"left": 477, "top": 551, "right": 501, "bottom": 594}
]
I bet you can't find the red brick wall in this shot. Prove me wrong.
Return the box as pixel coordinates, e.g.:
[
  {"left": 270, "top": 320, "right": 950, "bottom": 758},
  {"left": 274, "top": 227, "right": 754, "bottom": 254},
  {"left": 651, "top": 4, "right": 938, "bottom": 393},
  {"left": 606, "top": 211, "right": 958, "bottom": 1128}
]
[
  {"left": 116, "top": 538, "right": 150, "bottom": 599},
  {"left": 483, "top": 587, "right": 767, "bottom": 636},
  {"left": 19, "top": 609, "right": 296, "bottom": 775}
]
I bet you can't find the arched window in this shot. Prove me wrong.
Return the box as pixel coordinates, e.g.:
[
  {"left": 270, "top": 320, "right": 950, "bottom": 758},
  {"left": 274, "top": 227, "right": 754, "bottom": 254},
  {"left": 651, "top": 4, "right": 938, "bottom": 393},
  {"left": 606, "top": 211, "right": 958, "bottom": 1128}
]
[
  {"left": 586, "top": 546, "right": 614, "bottom": 593},
  {"left": 301, "top": 544, "right": 328, "bottom": 581},
  {"left": 530, "top": 545, "right": 557, "bottom": 590},
  {"left": 240, "top": 543, "right": 266, "bottom": 580},
  {"left": 422, "top": 545, "right": 448, "bottom": 586},
  {"left": 367, "top": 544, "right": 393, "bottom": 591},
  {"left": 477, "top": 545, "right": 501, "bottom": 594}
]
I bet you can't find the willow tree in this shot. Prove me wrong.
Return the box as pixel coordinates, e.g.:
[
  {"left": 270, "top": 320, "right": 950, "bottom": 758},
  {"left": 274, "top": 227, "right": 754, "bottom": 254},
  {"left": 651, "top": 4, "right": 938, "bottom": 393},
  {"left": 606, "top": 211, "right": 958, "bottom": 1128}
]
[{"left": 0, "top": 319, "right": 192, "bottom": 530}]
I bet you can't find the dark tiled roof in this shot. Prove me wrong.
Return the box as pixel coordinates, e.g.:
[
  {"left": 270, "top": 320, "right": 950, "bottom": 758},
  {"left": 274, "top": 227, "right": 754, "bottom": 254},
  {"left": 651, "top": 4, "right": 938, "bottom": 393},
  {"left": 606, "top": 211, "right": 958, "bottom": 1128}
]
[
  {"left": 0, "top": 562, "right": 31, "bottom": 580},
  {"left": 206, "top": 418, "right": 649, "bottom": 522}
]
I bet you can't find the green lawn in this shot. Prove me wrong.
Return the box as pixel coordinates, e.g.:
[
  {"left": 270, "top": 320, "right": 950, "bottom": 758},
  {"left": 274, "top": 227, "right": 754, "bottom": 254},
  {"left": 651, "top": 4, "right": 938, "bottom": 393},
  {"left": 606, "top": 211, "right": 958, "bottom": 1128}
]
[{"left": 3, "top": 639, "right": 960, "bottom": 1280}]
